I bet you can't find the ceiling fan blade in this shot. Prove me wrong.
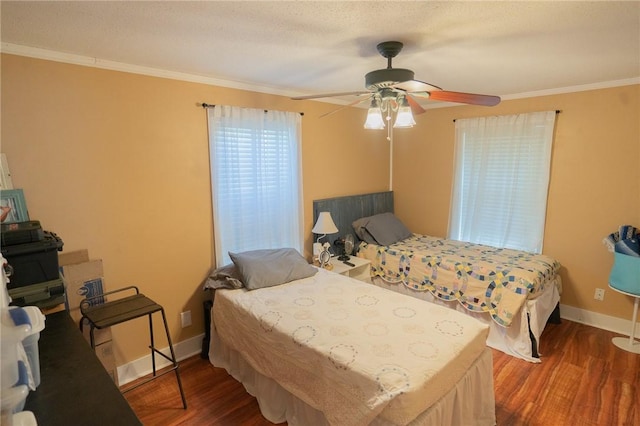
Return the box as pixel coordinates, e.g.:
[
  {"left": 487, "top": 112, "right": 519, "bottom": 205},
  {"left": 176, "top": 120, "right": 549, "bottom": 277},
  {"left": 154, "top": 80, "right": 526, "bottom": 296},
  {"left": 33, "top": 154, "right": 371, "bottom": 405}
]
[
  {"left": 406, "top": 95, "right": 426, "bottom": 115},
  {"left": 427, "top": 90, "right": 501, "bottom": 106},
  {"left": 393, "top": 79, "right": 442, "bottom": 93},
  {"left": 319, "top": 96, "right": 371, "bottom": 118},
  {"left": 291, "top": 91, "right": 370, "bottom": 100}
]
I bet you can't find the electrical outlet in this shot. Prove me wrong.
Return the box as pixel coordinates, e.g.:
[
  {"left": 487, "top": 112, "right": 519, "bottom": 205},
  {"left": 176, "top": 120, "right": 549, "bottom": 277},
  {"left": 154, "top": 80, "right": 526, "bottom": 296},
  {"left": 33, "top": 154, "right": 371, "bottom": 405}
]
[
  {"left": 180, "top": 310, "right": 192, "bottom": 327},
  {"left": 594, "top": 288, "right": 605, "bottom": 301}
]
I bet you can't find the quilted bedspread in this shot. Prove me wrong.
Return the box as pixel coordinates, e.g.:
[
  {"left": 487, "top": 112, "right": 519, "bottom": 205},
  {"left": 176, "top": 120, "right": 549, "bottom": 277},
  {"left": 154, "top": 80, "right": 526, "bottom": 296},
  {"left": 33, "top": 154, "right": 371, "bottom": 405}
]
[
  {"left": 213, "top": 267, "right": 489, "bottom": 426},
  {"left": 358, "top": 235, "right": 561, "bottom": 327}
]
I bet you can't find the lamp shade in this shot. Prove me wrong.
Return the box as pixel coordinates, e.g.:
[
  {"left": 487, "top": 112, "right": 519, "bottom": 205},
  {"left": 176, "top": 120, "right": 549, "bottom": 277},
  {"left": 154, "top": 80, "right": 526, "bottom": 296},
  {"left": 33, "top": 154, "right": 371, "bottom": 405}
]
[
  {"left": 393, "top": 98, "right": 416, "bottom": 128},
  {"left": 364, "top": 98, "right": 385, "bottom": 130},
  {"left": 364, "top": 107, "right": 385, "bottom": 129},
  {"left": 312, "top": 212, "right": 339, "bottom": 235}
]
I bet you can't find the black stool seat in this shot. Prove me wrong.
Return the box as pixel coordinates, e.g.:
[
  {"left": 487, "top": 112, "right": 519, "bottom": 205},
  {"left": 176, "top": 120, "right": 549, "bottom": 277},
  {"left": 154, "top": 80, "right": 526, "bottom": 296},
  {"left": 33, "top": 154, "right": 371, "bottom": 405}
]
[
  {"left": 80, "top": 286, "right": 187, "bottom": 409},
  {"left": 81, "top": 294, "right": 162, "bottom": 328}
]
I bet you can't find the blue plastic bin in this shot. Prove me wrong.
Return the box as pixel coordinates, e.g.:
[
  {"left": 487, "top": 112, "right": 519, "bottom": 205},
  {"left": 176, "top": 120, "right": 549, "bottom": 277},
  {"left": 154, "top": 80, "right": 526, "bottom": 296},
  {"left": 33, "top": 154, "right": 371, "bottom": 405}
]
[{"left": 609, "top": 252, "right": 640, "bottom": 295}]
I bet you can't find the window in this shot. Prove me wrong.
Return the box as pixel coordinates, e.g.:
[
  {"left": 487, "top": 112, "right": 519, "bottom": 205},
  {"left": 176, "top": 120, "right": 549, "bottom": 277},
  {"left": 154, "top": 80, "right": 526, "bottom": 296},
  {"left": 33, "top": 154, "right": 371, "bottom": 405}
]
[
  {"left": 449, "top": 111, "right": 556, "bottom": 253},
  {"left": 208, "top": 105, "right": 303, "bottom": 267}
]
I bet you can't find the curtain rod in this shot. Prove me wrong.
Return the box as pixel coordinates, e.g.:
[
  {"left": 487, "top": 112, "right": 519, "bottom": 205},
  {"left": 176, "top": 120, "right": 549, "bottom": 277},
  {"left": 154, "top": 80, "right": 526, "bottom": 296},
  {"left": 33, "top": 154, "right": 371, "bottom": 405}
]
[
  {"left": 200, "top": 103, "right": 303, "bottom": 116},
  {"left": 452, "top": 109, "right": 561, "bottom": 123}
]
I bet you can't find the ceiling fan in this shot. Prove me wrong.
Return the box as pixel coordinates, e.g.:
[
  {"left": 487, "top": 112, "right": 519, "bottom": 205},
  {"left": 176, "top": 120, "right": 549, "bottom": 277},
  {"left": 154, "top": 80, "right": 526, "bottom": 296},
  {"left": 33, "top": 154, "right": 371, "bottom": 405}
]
[{"left": 291, "top": 41, "right": 501, "bottom": 128}]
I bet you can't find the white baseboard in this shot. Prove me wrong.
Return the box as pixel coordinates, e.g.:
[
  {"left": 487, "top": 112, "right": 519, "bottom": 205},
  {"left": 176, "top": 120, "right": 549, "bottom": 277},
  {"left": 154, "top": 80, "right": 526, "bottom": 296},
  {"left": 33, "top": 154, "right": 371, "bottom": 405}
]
[
  {"left": 559, "top": 303, "right": 639, "bottom": 339},
  {"left": 117, "top": 333, "right": 205, "bottom": 386}
]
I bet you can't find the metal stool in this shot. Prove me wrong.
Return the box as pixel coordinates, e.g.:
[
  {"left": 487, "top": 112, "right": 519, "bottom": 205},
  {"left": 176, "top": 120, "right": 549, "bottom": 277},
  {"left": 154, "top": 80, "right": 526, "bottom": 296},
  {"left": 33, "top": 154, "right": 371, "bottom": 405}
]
[{"left": 79, "top": 286, "right": 187, "bottom": 408}]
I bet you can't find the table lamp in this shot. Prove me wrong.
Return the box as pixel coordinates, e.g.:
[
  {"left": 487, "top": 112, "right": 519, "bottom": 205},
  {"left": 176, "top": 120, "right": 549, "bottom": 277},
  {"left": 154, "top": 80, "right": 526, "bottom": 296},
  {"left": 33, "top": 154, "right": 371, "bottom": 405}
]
[{"left": 312, "top": 212, "right": 338, "bottom": 257}]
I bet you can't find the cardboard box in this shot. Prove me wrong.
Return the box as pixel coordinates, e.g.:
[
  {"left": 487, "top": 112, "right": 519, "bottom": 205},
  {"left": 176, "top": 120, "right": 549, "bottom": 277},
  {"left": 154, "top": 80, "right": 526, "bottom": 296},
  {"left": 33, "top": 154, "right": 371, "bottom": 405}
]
[
  {"left": 58, "top": 249, "right": 90, "bottom": 267},
  {"left": 70, "top": 309, "right": 113, "bottom": 346},
  {"left": 41, "top": 303, "right": 66, "bottom": 315},
  {"left": 94, "top": 340, "right": 119, "bottom": 386},
  {"left": 61, "top": 260, "right": 106, "bottom": 311},
  {"left": 59, "top": 254, "right": 112, "bottom": 344},
  {"left": 58, "top": 250, "right": 118, "bottom": 384}
]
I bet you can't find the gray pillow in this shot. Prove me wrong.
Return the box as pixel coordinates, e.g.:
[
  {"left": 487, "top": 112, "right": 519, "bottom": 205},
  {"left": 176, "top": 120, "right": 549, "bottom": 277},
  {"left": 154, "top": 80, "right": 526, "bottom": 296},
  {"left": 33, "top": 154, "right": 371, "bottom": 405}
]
[
  {"left": 203, "top": 263, "right": 244, "bottom": 290},
  {"left": 352, "top": 216, "right": 378, "bottom": 244},
  {"left": 229, "top": 248, "right": 317, "bottom": 290},
  {"left": 361, "top": 212, "right": 412, "bottom": 246}
]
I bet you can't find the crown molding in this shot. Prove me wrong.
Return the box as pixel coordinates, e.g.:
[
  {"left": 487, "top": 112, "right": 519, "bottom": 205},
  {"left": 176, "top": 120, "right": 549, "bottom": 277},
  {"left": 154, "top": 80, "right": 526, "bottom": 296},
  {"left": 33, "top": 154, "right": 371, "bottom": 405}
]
[
  {"left": 2, "top": 42, "right": 638, "bottom": 109},
  {"left": 0, "top": 42, "right": 310, "bottom": 100},
  {"left": 501, "top": 77, "right": 640, "bottom": 100}
]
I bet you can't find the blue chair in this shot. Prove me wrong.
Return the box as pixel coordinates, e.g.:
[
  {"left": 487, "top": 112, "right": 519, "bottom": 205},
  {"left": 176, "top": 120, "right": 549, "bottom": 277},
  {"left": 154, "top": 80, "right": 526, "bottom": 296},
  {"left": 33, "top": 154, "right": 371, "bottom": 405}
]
[{"left": 608, "top": 252, "right": 640, "bottom": 353}]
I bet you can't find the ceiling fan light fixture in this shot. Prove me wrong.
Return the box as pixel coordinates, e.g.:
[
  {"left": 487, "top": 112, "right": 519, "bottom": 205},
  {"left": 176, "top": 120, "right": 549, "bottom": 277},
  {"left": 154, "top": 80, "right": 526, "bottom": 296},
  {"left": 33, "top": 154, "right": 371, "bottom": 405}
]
[
  {"left": 292, "top": 41, "right": 501, "bottom": 128},
  {"left": 364, "top": 99, "right": 385, "bottom": 129},
  {"left": 393, "top": 98, "right": 416, "bottom": 128}
]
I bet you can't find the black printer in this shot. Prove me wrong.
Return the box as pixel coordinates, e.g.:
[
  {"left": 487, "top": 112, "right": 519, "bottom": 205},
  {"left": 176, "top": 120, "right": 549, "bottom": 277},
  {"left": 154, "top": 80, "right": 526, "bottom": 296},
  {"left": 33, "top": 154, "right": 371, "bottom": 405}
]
[{"left": 1, "top": 220, "right": 65, "bottom": 308}]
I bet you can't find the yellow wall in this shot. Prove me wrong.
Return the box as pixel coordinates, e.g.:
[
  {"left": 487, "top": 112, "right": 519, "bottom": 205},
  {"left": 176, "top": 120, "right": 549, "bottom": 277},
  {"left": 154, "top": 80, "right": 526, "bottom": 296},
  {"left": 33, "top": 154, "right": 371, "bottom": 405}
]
[
  {"left": 2, "top": 53, "right": 639, "bottom": 367},
  {"left": 394, "top": 84, "right": 640, "bottom": 320},
  {"left": 0, "top": 54, "right": 389, "bottom": 365}
]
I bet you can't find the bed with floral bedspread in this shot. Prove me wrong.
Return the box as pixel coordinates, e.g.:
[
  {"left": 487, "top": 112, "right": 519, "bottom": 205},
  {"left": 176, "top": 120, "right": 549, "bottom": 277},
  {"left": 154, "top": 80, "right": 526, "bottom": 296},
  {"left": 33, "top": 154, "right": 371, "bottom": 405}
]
[{"left": 358, "top": 234, "right": 561, "bottom": 328}]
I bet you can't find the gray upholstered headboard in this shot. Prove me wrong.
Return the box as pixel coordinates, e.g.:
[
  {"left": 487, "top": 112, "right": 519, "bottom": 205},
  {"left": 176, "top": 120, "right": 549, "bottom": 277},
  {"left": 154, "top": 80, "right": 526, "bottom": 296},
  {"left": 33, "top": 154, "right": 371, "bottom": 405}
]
[{"left": 312, "top": 191, "right": 394, "bottom": 247}]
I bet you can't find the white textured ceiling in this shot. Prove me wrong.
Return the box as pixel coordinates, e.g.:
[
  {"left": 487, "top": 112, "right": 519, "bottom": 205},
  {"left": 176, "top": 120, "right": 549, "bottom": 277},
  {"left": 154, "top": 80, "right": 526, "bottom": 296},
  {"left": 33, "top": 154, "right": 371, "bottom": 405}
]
[{"left": 1, "top": 1, "right": 639, "bottom": 105}]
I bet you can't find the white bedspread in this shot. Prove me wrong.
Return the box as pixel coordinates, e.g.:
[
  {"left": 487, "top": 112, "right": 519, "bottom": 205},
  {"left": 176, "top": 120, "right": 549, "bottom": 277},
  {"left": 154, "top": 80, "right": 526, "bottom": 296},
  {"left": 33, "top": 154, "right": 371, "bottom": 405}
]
[{"left": 213, "top": 267, "right": 490, "bottom": 426}]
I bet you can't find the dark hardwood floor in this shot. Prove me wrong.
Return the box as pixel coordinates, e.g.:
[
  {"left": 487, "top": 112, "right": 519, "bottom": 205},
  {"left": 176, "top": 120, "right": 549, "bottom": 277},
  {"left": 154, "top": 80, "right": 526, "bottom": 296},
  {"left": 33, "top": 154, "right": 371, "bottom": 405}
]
[{"left": 125, "top": 319, "right": 639, "bottom": 425}]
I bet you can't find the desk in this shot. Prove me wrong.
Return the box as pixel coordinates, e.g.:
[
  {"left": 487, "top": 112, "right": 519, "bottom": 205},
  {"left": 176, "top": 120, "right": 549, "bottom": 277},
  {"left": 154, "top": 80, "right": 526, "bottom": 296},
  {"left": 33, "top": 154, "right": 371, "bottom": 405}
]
[{"left": 24, "top": 311, "right": 141, "bottom": 425}]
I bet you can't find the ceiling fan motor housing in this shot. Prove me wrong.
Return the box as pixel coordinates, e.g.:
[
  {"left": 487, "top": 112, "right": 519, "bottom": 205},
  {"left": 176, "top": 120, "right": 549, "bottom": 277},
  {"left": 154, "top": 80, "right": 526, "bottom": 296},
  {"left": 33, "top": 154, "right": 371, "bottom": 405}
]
[
  {"left": 377, "top": 41, "right": 404, "bottom": 58},
  {"left": 365, "top": 68, "right": 415, "bottom": 90}
]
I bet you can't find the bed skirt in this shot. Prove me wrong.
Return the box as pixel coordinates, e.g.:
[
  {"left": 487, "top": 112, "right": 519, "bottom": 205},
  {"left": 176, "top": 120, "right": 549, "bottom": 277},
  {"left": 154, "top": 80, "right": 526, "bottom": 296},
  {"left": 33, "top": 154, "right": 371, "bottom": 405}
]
[
  {"left": 209, "top": 317, "right": 496, "bottom": 426},
  {"left": 370, "top": 275, "right": 561, "bottom": 363}
]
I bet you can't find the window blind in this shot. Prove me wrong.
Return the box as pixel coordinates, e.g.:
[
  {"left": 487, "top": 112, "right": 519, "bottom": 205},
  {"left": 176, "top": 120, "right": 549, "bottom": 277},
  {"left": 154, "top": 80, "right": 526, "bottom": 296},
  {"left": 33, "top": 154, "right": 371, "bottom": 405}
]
[
  {"left": 449, "top": 111, "right": 556, "bottom": 253},
  {"left": 208, "top": 106, "right": 303, "bottom": 266}
]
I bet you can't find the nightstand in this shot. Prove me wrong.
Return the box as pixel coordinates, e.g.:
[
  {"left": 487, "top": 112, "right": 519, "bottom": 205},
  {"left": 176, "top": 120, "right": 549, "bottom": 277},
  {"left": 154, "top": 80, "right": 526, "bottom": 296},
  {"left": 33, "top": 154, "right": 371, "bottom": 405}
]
[{"left": 328, "top": 256, "right": 371, "bottom": 283}]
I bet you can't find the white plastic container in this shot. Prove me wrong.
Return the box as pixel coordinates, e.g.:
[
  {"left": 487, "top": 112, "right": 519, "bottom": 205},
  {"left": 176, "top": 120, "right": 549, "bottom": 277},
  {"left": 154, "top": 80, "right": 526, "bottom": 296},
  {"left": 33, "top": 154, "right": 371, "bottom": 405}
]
[
  {"left": 18, "top": 307, "right": 45, "bottom": 388},
  {"left": 1, "top": 254, "right": 12, "bottom": 308},
  {"left": 0, "top": 318, "right": 30, "bottom": 390},
  {"left": 0, "top": 385, "right": 29, "bottom": 426},
  {"left": 1, "top": 256, "right": 38, "bottom": 424},
  {"left": 12, "top": 410, "right": 37, "bottom": 426},
  {"left": 0, "top": 316, "right": 30, "bottom": 424}
]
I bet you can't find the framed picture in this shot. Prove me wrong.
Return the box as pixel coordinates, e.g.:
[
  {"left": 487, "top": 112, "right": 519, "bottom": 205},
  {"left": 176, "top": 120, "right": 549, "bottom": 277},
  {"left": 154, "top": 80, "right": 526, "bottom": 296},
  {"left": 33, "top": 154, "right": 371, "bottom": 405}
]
[{"left": 1, "top": 189, "right": 29, "bottom": 224}]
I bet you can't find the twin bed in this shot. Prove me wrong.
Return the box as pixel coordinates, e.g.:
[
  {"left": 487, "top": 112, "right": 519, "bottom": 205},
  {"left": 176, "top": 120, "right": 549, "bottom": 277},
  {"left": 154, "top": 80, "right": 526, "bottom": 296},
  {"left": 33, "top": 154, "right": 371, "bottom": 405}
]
[
  {"left": 206, "top": 191, "right": 561, "bottom": 424},
  {"left": 314, "top": 191, "right": 562, "bottom": 363},
  {"left": 208, "top": 259, "right": 495, "bottom": 425}
]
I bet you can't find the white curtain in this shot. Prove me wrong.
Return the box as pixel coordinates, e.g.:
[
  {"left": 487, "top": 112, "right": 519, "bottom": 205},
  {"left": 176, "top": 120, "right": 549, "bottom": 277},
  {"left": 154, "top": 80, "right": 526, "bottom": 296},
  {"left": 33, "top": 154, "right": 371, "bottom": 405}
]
[
  {"left": 208, "top": 105, "right": 303, "bottom": 267},
  {"left": 448, "top": 111, "right": 556, "bottom": 253}
]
